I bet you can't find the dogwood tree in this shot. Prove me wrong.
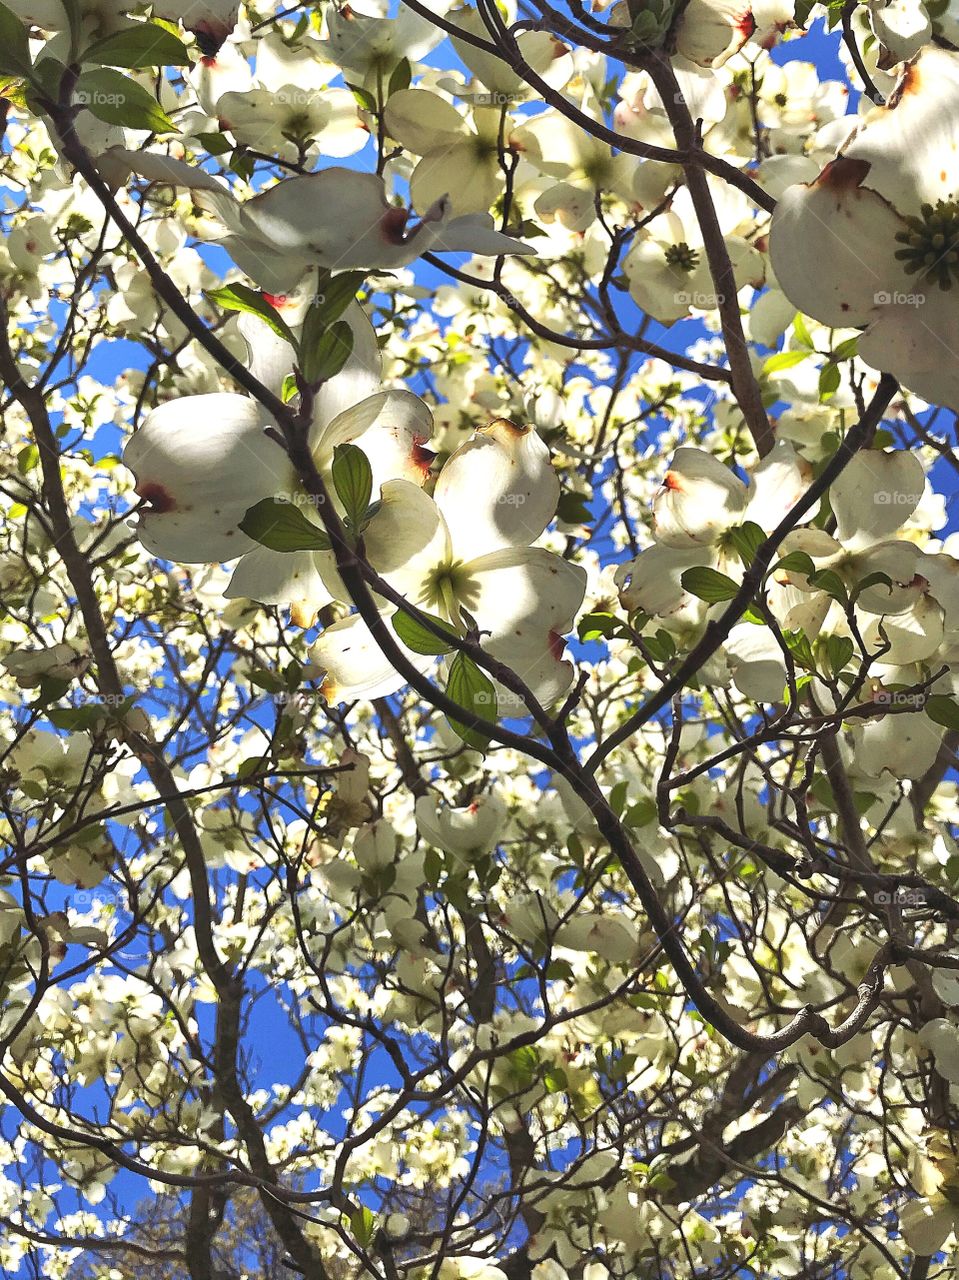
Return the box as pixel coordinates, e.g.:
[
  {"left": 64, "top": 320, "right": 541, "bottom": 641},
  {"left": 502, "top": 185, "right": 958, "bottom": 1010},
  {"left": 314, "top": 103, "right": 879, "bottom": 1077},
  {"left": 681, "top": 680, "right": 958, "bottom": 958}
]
[{"left": 3, "top": 0, "right": 959, "bottom": 1276}]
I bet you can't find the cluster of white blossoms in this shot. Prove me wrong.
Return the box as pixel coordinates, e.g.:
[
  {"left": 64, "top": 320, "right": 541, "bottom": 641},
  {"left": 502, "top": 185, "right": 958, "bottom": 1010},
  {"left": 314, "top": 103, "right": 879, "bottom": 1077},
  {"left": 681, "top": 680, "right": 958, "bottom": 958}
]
[{"left": 8, "top": 0, "right": 959, "bottom": 1277}]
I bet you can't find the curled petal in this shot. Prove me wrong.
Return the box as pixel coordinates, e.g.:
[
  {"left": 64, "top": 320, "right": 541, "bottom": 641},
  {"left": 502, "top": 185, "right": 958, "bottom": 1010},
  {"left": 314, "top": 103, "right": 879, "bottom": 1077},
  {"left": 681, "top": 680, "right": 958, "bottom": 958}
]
[
  {"left": 434, "top": 420, "right": 560, "bottom": 562},
  {"left": 652, "top": 447, "right": 747, "bottom": 548},
  {"left": 310, "top": 611, "right": 431, "bottom": 704}
]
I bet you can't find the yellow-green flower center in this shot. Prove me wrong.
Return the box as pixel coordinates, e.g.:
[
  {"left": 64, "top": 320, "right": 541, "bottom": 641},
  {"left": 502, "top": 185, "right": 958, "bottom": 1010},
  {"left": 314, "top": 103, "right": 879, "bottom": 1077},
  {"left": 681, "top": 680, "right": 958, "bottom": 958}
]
[
  {"left": 665, "top": 242, "right": 699, "bottom": 272},
  {"left": 894, "top": 200, "right": 959, "bottom": 290}
]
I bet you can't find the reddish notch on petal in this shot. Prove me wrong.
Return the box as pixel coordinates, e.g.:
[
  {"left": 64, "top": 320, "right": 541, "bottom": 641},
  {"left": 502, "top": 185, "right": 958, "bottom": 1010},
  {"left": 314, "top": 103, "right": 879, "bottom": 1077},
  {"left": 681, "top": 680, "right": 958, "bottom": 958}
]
[
  {"left": 816, "top": 156, "right": 871, "bottom": 193},
  {"left": 548, "top": 630, "right": 566, "bottom": 662},
  {"left": 136, "top": 481, "right": 176, "bottom": 514},
  {"left": 381, "top": 206, "right": 411, "bottom": 244},
  {"left": 412, "top": 436, "right": 436, "bottom": 475}
]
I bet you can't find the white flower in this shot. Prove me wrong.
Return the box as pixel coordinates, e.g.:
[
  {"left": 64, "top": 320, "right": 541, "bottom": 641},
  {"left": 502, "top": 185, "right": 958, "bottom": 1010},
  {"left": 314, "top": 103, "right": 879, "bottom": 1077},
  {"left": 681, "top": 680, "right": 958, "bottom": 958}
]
[
  {"left": 123, "top": 298, "right": 434, "bottom": 617},
  {"left": 98, "top": 151, "right": 535, "bottom": 295},
  {"left": 414, "top": 793, "right": 507, "bottom": 858},
  {"left": 310, "top": 420, "right": 587, "bottom": 707},
  {"left": 623, "top": 185, "right": 764, "bottom": 324},
  {"left": 384, "top": 89, "right": 506, "bottom": 217},
  {"left": 769, "top": 46, "right": 959, "bottom": 411}
]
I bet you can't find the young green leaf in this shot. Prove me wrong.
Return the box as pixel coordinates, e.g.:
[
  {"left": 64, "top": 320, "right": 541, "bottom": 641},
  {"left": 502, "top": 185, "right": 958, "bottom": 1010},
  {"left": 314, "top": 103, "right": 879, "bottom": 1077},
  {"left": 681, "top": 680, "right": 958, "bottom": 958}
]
[
  {"left": 81, "top": 22, "right": 191, "bottom": 68},
  {"left": 925, "top": 695, "right": 959, "bottom": 731},
  {"left": 205, "top": 283, "right": 297, "bottom": 346},
  {"left": 445, "top": 651, "right": 497, "bottom": 751},
  {"left": 332, "top": 443, "right": 373, "bottom": 529},
  {"left": 75, "top": 69, "right": 177, "bottom": 133},
  {"left": 391, "top": 609, "right": 457, "bottom": 655},
  {"left": 0, "top": 1, "right": 31, "bottom": 77},
  {"left": 301, "top": 318, "right": 354, "bottom": 385},
  {"left": 680, "top": 566, "right": 740, "bottom": 603},
  {"left": 239, "top": 498, "right": 332, "bottom": 552},
  {"left": 727, "top": 520, "right": 766, "bottom": 565}
]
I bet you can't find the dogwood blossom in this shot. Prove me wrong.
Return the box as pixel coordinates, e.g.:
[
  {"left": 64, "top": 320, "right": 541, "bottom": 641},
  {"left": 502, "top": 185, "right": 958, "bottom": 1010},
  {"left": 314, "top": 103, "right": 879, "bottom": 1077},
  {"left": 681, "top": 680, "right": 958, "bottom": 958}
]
[
  {"left": 98, "top": 152, "right": 535, "bottom": 294},
  {"left": 123, "top": 298, "right": 433, "bottom": 618},
  {"left": 770, "top": 46, "right": 959, "bottom": 411},
  {"left": 311, "top": 420, "right": 586, "bottom": 706}
]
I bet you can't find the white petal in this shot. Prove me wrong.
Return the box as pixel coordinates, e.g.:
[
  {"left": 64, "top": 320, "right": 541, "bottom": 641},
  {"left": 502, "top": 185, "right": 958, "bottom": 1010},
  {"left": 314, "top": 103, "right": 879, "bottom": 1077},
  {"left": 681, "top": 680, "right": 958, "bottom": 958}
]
[
  {"left": 744, "top": 441, "right": 815, "bottom": 531},
  {"left": 859, "top": 290, "right": 959, "bottom": 412},
  {"left": 460, "top": 548, "right": 586, "bottom": 705},
  {"left": 860, "top": 591, "right": 944, "bottom": 664},
  {"left": 384, "top": 88, "right": 467, "bottom": 155},
  {"left": 225, "top": 546, "right": 334, "bottom": 612},
  {"left": 429, "top": 213, "right": 535, "bottom": 258},
  {"left": 652, "top": 447, "right": 747, "bottom": 548},
  {"left": 410, "top": 143, "right": 501, "bottom": 218},
  {"left": 843, "top": 47, "right": 959, "bottom": 210},
  {"left": 123, "top": 394, "right": 293, "bottom": 563},
  {"left": 414, "top": 793, "right": 507, "bottom": 859},
  {"left": 319, "top": 390, "right": 435, "bottom": 493},
  {"left": 769, "top": 158, "right": 909, "bottom": 329},
  {"left": 900, "top": 1197, "right": 955, "bottom": 1256},
  {"left": 309, "top": 611, "right": 430, "bottom": 704},
  {"left": 853, "top": 706, "right": 944, "bottom": 778},
  {"left": 615, "top": 544, "right": 714, "bottom": 618},
  {"left": 434, "top": 420, "right": 560, "bottom": 562},
  {"left": 364, "top": 480, "right": 451, "bottom": 599},
  {"left": 830, "top": 449, "right": 925, "bottom": 547},
  {"left": 726, "top": 623, "right": 788, "bottom": 703},
  {"left": 310, "top": 304, "right": 384, "bottom": 437}
]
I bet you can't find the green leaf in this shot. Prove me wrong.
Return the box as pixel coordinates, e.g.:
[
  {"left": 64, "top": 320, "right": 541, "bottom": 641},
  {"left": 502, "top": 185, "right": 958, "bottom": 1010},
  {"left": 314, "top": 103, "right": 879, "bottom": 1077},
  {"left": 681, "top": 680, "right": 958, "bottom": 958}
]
[
  {"left": 331, "top": 443, "right": 373, "bottom": 529},
  {"left": 445, "top": 652, "right": 497, "bottom": 751},
  {"left": 785, "top": 630, "right": 816, "bottom": 671},
  {"left": 556, "top": 490, "right": 592, "bottom": 525},
  {"left": 350, "top": 1205, "right": 376, "bottom": 1248},
  {"left": 388, "top": 56, "right": 412, "bottom": 96},
  {"left": 850, "top": 570, "right": 893, "bottom": 603},
  {"left": 311, "top": 271, "right": 366, "bottom": 327},
  {"left": 820, "top": 634, "right": 853, "bottom": 678},
  {"left": 926, "top": 695, "right": 959, "bottom": 731},
  {"left": 818, "top": 361, "right": 841, "bottom": 401},
  {"left": 75, "top": 68, "right": 177, "bottom": 133},
  {"left": 763, "top": 349, "right": 809, "bottom": 374},
  {"left": 391, "top": 609, "right": 457, "bottom": 655},
  {"left": 0, "top": 2, "right": 31, "bottom": 77},
  {"left": 346, "top": 81, "right": 376, "bottom": 112},
  {"left": 831, "top": 335, "right": 859, "bottom": 361},
  {"left": 300, "top": 316, "right": 354, "bottom": 385},
  {"left": 809, "top": 567, "right": 848, "bottom": 606},
  {"left": 577, "top": 611, "right": 623, "bottom": 642},
  {"left": 727, "top": 520, "right": 766, "bottom": 565},
  {"left": 81, "top": 22, "right": 191, "bottom": 67},
  {"left": 773, "top": 550, "right": 816, "bottom": 578},
  {"left": 680, "top": 566, "right": 740, "bottom": 603},
  {"left": 205, "top": 283, "right": 296, "bottom": 346},
  {"left": 791, "top": 311, "right": 814, "bottom": 350},
  {"left": 239, "top": 498, "right": 332, "bottom": 552}
]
